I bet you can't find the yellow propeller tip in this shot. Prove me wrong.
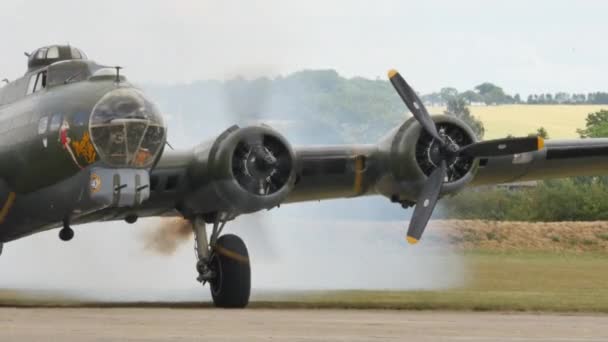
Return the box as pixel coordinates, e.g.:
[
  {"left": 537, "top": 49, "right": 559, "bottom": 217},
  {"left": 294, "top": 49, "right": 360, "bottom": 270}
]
[
  {"left": 537, "top": 136, "right": 545, "bottom": 150},
  {"left": 406, "top": 236, "right": 419, "bottom": 245},
  {"left": 388, "top": 69, "right": 398, "bottom": 79}
]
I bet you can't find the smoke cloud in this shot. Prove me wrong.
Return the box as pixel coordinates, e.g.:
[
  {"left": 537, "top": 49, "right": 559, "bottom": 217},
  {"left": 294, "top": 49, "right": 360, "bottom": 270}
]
[
  {"left": 141, "top": 218, "right": 193, "bottom": 255},
  {"left": 0, "top": 74, "right": 465, "bottom": 302},
  {"left": 0, "top": 206, "right": 464, "bottom": 302}
]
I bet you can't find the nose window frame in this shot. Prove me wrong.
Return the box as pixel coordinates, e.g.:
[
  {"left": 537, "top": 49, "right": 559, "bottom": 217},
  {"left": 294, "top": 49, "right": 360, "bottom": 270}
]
[{"left": 89, "top": 89, "right": 166, "bottom": 168}]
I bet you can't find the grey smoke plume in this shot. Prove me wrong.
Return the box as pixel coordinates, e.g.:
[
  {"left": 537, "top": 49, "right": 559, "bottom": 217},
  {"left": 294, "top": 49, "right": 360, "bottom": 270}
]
[
  {"left": 0, "top": 208, "right": 463, "bottom": 302},
  {"left": 0, "top": 75, "right": 464, "bottom": 302}
]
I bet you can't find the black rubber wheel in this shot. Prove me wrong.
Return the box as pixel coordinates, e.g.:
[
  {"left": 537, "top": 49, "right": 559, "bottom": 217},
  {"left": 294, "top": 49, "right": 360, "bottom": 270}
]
[
  {"left": 59, "top": 228, "right": 74, "bottom": 241},
  {"left": 209, "top": 234, "right": 251, "bottom": 308}
]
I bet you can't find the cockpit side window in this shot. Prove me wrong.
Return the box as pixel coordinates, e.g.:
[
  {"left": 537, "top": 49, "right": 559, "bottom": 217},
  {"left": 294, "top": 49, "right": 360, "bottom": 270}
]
[
  {"left": 27, "top": 70, "right": 48, "bottom": 95},
  {"left": 35, "top": 48, "right": 48, "bottom": 59},
  {"left": 70, "top": 47, "right": 82, "bottom": 59},
  {"left": 27, "top": 74, "right": 38, "bottom": 95},
  {"left": 47, "top": 47, "right": 60, "bottom": 59},
  {"left": 33, "top": 71, "right": 47, "bottom": 92}
]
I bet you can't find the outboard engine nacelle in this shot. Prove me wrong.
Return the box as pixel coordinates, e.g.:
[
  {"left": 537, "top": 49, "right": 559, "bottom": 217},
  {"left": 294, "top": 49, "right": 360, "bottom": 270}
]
[
  {"left": 376, "top": 114, "right": 479, "bottom": 202},
  {"left": 185, "top": 125, "right": 296, "bottom": 216}
]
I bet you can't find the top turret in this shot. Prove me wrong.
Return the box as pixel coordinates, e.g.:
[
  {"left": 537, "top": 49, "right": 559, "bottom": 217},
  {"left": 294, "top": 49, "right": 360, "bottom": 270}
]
[{"left": 27, "top": 45, "right": 88, "bottom": 73}]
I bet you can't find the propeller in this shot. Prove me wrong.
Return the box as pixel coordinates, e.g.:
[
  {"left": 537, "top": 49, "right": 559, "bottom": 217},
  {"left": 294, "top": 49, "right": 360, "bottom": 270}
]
[
  {"left": 232, "top": 134, "right": 291, "bottom": 196},
  {"left": 223, "top": 73, "right": 280, "bottom": 260},
  {"left": 388, "top": 69, "right": 545, "bottom": 244}
]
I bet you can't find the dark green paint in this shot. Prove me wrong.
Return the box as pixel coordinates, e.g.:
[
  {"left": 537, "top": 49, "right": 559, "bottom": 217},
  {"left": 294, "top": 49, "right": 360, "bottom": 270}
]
[{"left": 2, "top": 45, "right": 608, "bottom": 245}]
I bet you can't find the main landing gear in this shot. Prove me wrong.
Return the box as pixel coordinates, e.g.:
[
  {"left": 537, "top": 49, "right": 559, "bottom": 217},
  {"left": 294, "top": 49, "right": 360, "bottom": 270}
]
[{"left": 192, "top": 213, "right": 251, "bottom": 308}]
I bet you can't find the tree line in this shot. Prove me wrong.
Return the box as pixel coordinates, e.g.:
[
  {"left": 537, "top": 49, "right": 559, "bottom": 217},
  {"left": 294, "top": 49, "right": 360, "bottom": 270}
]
[
  {"left": 526, "top": 92, "right": 608, "bottom": 105},
  {"left": 423, "top": 83, "right": 608, "bottom": 106}
]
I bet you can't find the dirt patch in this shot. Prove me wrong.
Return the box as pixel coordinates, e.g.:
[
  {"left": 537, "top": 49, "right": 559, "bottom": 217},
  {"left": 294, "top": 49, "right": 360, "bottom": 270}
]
[{"left": 429, "top": 220, "right": 608, "bottom": 253}]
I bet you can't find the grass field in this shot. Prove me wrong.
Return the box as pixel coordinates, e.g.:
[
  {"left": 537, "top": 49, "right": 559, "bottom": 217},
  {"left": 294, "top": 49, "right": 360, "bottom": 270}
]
[
  {"left": 3, "top": 251, "right": 607, "bottom": 312},
  {"left": 428, "top": 104, "right": 608, "bottom": 139},
  {"left": 257, "top": 251, "right": 608, "bottom": 312},
  {"left": 258, "top": 221, "right": 608, "bottom": 312},
  {"left": 3, "top": 221, "right": 608, "bottom": 312}
]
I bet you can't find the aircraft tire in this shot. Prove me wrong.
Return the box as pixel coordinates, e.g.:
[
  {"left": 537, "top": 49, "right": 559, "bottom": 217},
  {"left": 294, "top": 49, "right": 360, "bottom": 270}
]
[{"left": 210, "top": 234, "right": 251, "bottom": 308}]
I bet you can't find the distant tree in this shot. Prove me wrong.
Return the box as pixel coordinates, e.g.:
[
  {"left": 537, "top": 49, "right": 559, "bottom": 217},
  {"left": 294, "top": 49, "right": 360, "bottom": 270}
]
[
  {"left": 529, "top": 127, "right": 549, "bottom": 139},
  {"left": 422, "top": 92, "right": 442, "bottom": 106},
  {"left": 485, "top": 88, "right": 508, "bottom": 105},
  {"left": 474, "top": 82, "right": 502, "bottom": 96},
  {"left": 513, "top": 94, "right": 521, "bottom": 103},
  {"left": 571, "top": 93, "right": 585, "bottom": 103},
  {"left": 555, "top": 92, "right": 570, "bottom": 104},
  {"left": 439, "top": 87, "right": 459, "bottom": 103},
  {"left": 545, "top": 93, "right": 553, "bottom": 103},
  {"left": 589, "top": 92, "right": 608, "bottom": 104},
  {"left": 444, "top": 97, "right": 484, "bottom": 139},
  {"left": 527, "top": 94, "right": 535, "bottom": 104},
  {"left": 475, "top": 82, "right": 507, "bottom": 105},
  {"left": 577, "top": 109, "right": 608, "bottom": 138},
  {"left": 460, "top": 90, "right": 482, "bottom": 104}
]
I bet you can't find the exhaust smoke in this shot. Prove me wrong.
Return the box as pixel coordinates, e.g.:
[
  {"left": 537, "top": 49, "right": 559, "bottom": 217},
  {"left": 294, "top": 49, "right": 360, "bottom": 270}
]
[
  {"left": 141, "top": 218, "right": 192, "bottom": 255},
  {"left": 0, "top": 75, "right": 465, "bottom": 303}
]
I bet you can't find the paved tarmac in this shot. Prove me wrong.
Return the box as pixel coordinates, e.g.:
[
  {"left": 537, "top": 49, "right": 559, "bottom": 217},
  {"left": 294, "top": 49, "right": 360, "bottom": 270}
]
[{"left": 0, "top": 308, "right": 607, "bottom": 341}]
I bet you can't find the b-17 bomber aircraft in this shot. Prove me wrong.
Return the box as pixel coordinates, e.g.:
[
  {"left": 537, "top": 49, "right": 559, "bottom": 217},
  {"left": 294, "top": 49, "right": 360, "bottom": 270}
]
[{"left": 1, "top": 45, "right": 608, "bottom": 308}]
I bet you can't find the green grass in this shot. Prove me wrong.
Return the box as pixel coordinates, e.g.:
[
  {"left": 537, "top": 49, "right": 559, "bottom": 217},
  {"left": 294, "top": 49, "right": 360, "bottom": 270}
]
[
  {"left": 253, "top": 250, "right": 608, "bottom": 312},
  {"left": 3, "top": 251, "right": 608, "bottom": 312}
]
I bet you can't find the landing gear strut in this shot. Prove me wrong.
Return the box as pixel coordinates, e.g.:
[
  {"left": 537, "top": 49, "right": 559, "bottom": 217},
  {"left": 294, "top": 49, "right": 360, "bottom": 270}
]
[
  {"left": 59, "top": 220, "right": 74, "bottom": 241},
  {"left": 192, "top": 213, "right": 251, "bottom": 308},
  {"left": 0, "top": 243, "right": 3, "bottom": 256}
]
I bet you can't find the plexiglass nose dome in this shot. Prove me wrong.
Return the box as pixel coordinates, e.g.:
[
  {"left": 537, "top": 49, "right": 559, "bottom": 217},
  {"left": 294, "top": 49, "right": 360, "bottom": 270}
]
[{"left": 90, "top": 88, "right": 166, "bottom": 168}]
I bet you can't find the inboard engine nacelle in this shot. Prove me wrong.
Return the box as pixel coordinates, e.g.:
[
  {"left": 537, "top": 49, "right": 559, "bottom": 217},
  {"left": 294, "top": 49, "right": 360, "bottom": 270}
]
[{"left": 186, "top": 125, "right": 296, "bottom": 215}]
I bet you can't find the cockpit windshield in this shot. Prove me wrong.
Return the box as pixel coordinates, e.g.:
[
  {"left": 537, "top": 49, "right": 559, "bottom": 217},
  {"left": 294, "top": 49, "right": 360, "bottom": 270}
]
[
  {"left": 47, "top": 60, "right": 92, "bottom": 87},
  {"left": 90, "top": 88, "right": 166, "bottom": 168}
]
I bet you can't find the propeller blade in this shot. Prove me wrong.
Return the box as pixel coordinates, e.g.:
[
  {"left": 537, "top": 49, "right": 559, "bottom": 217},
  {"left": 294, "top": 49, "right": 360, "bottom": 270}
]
[
  {"left": 388, "top": 70, "right": 444, "bottom": 144},
  {"left": 406, "top": 161, "right": 446, "bottom": 244},
  {"left": 459, "top": 136, "right": 544, "bottom": 157}
]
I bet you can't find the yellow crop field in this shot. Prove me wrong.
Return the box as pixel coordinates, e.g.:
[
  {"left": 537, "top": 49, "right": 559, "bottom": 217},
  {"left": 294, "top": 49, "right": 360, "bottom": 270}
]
[{"left": 428, "top": 105, "right": 608, "bottom": 139}]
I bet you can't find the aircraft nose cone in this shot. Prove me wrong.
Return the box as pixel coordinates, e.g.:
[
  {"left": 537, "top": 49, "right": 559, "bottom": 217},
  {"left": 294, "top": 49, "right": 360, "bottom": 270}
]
[{"left": 90, "top": 88, "right": 166, "bottom": 167}]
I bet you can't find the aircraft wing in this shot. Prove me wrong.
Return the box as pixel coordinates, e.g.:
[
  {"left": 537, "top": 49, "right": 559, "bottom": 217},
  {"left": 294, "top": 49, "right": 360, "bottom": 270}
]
[
  {"left": 75, "top": 121, "right": 608, "bottom": 244},
  {"left": 471, "top": 138, "right": 608, "bottom": 186},
  {"left": 75, "top": 70, "right": 608, "bottom": 243}
]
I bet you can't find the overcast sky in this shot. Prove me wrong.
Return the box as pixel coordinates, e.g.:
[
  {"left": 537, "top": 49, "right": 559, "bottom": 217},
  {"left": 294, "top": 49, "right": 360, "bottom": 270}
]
[{"left": 1, "top": 0, "right": 607, "bottom": 94}]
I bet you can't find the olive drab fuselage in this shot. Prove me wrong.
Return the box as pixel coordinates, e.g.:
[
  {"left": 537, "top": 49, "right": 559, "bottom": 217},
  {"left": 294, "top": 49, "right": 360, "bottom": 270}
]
[{"left": 0, "top": 45, "right": 166, "bottom": 242}]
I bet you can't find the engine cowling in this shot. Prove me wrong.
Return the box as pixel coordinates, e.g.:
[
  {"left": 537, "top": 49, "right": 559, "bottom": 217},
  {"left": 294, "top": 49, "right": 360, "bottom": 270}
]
[
  {"left": 187, "top": 125, "right": 296, "bottom": 215},
  {"left": 378, "top": 114, "right": 479, "bottom": 202}
]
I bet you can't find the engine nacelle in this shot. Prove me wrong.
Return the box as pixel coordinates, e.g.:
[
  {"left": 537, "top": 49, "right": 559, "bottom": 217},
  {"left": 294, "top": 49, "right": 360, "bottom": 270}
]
[
  {"left": 186, "top": 125, "right": 296, "bottom": 215},
  {"left": 377, "top": 115, "right": 479, "bottom": 202}
]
